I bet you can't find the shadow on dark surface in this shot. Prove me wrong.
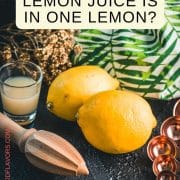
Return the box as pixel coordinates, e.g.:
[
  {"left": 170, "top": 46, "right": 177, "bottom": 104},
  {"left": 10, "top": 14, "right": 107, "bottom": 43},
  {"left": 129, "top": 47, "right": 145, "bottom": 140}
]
[{"left": 0, "top": 83, "right": 178, "bottom": 180}]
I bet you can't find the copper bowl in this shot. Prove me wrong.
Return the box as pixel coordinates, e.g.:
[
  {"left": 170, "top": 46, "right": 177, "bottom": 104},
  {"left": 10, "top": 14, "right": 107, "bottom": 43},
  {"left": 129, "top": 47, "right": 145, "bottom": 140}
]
[
  {"left": 147, "top": 135, "right": 176, "bottom": 161},
  {"left": 156, "top": 170, "right": 176, "bottom": 180},
  {"left": 153, "top": 155, "right": 177, "bottom": 176},
  {"left": 160, "top": 116, "right": 180, "bottom": 148}
]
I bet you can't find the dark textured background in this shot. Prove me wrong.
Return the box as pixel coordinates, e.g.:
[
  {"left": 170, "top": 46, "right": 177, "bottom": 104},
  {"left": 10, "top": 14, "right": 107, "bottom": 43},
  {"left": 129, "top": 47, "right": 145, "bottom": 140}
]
[
  {"left": 0, "top": 1, "right": 179, "bottom": 180},
  {"left": 0, "top": 84, "right": 178, "bottom": 180},
  {"left": 0, "top": 1, "right": 14, "bottom": 27}
]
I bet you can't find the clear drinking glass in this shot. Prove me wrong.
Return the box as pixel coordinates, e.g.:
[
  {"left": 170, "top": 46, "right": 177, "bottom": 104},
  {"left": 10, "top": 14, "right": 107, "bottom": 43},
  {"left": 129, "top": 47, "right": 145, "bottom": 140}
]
[{"left": 0, "top": 61, "right": 43, "bottom": 125}]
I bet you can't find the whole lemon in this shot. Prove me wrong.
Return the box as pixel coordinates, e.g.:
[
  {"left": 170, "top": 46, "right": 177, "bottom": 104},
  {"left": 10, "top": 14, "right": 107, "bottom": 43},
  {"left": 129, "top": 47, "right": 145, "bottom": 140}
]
[
  {"left": 77, "top": 90, "right": 157, "bottom": 154},
  {"left": 47, "top": 66, "right": 119, "bottom": 121}
]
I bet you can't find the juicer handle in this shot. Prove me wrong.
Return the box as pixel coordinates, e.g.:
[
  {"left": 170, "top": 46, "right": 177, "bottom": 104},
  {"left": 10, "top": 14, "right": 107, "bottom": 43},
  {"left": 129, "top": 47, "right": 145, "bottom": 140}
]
[{"left": 0, "top": 113, "right": 36, "bottom": 152}]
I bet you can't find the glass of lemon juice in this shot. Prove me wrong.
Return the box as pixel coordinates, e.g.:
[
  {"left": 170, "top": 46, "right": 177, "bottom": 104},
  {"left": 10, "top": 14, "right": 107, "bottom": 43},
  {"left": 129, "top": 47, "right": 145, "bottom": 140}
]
[{"left": 0, "top": 61, "right": 43, "bottom": 125}]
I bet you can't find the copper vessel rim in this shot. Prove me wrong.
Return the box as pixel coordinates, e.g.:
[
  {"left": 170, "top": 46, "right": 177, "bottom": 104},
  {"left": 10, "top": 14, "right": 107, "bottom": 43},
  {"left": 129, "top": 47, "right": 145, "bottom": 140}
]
[
  {"left": 152, "top": 154, "right": 177, "bottom": 176},
  {"left": 160, "top": 116, "right": 180, "bottom": 134},
  {"left": 147, "top": 135, "right": 176, "bottom": 161},
  {"left": 173, "top": 99, "right": 180, "bottom": 116},
  {"left": 156, "top": 170, "right": 176, "bottom": 179}
]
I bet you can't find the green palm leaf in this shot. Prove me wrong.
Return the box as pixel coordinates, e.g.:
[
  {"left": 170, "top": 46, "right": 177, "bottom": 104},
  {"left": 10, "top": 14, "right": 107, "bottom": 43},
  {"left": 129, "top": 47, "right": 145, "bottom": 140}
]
[{"left": 74, "top": 0, "right": 180, "bottom": 99}]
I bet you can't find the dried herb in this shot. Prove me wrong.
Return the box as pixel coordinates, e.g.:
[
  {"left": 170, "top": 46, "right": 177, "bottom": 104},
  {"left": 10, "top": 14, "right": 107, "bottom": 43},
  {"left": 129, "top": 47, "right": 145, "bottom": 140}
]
[{"left": 0, "top": 23, "right": 82, "bottom": 85}]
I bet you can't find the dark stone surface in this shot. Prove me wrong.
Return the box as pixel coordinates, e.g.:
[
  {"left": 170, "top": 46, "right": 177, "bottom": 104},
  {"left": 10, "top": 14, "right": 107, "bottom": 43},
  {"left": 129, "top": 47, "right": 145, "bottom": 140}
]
[{"left": 0, "top": 84, "right": 178, "bottom": 180}]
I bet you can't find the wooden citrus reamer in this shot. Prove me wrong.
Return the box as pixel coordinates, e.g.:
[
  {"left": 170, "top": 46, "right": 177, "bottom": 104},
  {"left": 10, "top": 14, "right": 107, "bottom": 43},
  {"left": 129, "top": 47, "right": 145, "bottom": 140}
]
[{"left": 0, "top": 113, "right": 89, "bottom": 176}]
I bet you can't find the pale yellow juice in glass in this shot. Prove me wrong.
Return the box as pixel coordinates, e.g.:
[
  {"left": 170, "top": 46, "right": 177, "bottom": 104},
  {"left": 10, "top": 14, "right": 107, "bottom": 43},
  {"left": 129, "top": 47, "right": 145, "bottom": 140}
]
[{"left": 1, "top": 76, "right": 40, "bottom": 115}]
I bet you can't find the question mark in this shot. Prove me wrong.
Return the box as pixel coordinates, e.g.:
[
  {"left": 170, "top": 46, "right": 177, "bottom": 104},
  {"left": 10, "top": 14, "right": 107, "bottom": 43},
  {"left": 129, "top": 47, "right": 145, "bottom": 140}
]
[{"left": 148, "top": 11, "right": 156, "bottom": 23}]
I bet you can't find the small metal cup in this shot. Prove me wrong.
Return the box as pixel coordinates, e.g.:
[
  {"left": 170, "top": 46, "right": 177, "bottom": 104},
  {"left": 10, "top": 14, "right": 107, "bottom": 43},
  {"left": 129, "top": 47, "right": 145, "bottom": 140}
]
[
  {"left": 153, "top": 154, "right": 179, "bottom": 176},
  {"left": 156, "top": 170, "right": 176, "bottom": 180},
  {"left": 160, "top": 116, "right": 180, "bottom": 148},
  {"left": 147, "top": 135, "right": 177, "bottom": 161}
]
